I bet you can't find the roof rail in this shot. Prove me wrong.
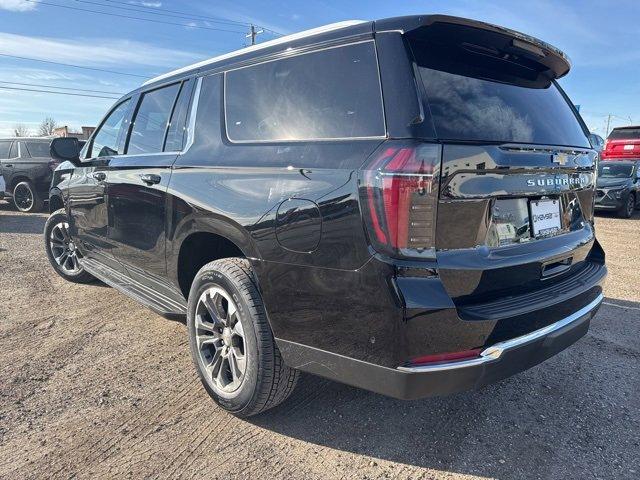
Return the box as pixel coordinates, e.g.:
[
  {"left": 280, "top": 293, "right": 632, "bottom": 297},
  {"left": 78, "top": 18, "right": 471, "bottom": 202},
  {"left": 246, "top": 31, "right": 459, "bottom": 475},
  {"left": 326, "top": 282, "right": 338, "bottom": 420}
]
[{"left": 143, "top": 20, "right": 366, "bottom": 86}]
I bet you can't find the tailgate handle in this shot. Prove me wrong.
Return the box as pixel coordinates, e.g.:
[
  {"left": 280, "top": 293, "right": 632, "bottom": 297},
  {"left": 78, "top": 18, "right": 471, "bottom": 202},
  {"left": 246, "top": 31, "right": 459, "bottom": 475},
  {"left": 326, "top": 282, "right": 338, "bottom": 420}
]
[{"left": 541, "top": 257, "right": 573, "bottom": 279}]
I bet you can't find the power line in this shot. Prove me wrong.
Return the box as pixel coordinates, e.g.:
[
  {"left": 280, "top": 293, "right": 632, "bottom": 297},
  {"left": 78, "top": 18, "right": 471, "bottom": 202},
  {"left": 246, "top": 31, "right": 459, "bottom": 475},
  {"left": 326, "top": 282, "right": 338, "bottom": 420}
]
[
  {"left": 25, "top": 0, "right": 247, "bottom": 34},
  {"left": 0, "top": 53, "right": 148, "bottom": 78},
  {"left": 0, "top": 80, "right": 124, "bottom": 95},
  {"left": 0, "top": 85, "right": 120, "bottom": 99},
  {"left": 95, "top": 0, "right": 284, "bottom": 36}
]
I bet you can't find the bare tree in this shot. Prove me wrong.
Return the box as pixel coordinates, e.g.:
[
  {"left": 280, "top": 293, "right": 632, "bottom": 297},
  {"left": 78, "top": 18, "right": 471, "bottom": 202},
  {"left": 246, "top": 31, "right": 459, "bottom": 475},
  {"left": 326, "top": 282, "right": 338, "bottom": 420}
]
[
  {"left": 13, "top": 124, "right": 30, "bottom": 137},
  {"left": 38, "top": 117, "right": 57, "bottom": 136}
]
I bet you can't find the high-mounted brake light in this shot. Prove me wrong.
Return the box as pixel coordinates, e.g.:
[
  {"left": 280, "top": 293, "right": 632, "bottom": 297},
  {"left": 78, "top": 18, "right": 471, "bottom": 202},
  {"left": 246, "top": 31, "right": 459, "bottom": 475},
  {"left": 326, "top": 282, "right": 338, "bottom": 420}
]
[{"left": 359, "top": 142, "right": 441, "bottom": 259}]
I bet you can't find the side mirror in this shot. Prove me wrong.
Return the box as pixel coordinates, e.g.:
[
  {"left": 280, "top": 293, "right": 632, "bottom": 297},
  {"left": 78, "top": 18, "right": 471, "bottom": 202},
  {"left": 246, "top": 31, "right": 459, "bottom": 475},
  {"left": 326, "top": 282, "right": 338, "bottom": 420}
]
[
  {"left": 50, "top": 137, "right": 81, "bottom": 165},
  {"left": 589, "top": 133, "right": 602, "bottom": 150}
]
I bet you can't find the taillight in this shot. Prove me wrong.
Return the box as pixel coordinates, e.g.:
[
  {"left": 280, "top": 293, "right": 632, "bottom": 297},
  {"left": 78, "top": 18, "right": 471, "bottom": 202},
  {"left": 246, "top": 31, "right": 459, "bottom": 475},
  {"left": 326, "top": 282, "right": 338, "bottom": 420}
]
[{"left": 359, "top": 141, "right": 441, "bottom": 259}]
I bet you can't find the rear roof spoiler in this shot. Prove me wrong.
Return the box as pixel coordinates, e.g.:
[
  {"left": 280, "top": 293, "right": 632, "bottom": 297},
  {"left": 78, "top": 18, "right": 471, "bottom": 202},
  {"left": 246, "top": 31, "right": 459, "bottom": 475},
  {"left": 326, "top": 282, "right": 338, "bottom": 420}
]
[{"left": 374, "top": 14, "right": 571, "bottom": 79}]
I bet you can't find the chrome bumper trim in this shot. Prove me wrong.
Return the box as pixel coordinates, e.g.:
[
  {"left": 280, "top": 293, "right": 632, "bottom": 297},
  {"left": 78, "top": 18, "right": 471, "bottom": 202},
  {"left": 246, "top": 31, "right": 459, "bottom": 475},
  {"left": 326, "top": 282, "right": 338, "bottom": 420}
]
[{"left": 398, "top": 293, "right": 603, "bottom": 373}]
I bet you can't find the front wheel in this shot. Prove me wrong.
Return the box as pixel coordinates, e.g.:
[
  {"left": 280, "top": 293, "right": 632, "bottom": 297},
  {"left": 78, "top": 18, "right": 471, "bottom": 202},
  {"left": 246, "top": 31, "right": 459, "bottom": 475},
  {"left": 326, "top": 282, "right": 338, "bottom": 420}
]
[
  {"left": 13, "top": 181, "right": 43, "bottom": 213},
  {"left": 619, "top": 193, "right": 635, "bottom": 218},
  {"left": 187, "top": 258, "right": 299, "bottom": 417},
  {"left": 44, "top": 209, "right": 95, "bottom": 283}
]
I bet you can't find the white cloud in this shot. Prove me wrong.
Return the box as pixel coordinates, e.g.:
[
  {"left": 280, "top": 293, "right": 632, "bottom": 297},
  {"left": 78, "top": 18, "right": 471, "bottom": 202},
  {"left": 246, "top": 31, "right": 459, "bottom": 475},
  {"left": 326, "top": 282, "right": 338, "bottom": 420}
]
[
  {"left": 0, "top": 32, "right": 205, "bottom": 69},
  {"left": 0, "top": 0, "right": 37, "bottom": 11},
  {"left": 129, "top": 1, "right": 162, "bottom": 7}
]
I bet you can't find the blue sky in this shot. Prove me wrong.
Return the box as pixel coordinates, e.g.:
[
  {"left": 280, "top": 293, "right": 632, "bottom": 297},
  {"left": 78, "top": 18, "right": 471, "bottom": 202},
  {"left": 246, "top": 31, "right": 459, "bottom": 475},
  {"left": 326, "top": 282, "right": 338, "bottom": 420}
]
[{"left": 0, "top": 0, "right": 638, "bottom": 137}]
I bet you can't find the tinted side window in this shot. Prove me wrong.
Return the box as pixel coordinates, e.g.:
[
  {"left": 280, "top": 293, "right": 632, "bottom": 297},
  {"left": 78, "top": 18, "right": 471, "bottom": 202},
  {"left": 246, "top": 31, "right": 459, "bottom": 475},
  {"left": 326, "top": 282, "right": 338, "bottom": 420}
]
[
  {"left": 127, "top": 83, "right": 181, "bottom": 155},
  {"left": 25, "top": 141, "right": 50, "bottom": 158},
  {"left": 0, "top": 141, "right": 11, "bottom": 159},
  {"left": 164, "top": 80, "right": 192, "bottom": 151},
  {"left": 91, "top": 99, "right": 131, "bottom": 158},
  {"left": 9, "top": 142, "right": 19, "bottom": 158},
  {"left": 225, "top": 41, "right": 385, "bottom": 142}
]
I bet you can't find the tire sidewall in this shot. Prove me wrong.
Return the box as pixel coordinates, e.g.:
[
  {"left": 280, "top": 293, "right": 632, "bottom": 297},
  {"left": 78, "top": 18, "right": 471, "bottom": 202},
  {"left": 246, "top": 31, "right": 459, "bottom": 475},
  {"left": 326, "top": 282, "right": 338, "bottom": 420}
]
[
  {"left": 44, "top": 211, "right": 86, "bottom": 280},
  {"left": 187, "top": 267, "right": 260, "bottom": 413}
]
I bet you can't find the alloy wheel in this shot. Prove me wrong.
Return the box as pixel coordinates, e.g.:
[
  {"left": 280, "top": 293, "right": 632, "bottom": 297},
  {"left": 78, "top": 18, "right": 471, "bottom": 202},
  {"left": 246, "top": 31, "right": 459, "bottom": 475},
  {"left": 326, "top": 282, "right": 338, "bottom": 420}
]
[
  {"left": 49, "top": 221, "right": 82, "bottom": 274},
  {"left": 195, "top": 286, "right": 247, "bottom": 394},
  {"left": 14, "top": 184, "right": 33, "bottom": 211}
]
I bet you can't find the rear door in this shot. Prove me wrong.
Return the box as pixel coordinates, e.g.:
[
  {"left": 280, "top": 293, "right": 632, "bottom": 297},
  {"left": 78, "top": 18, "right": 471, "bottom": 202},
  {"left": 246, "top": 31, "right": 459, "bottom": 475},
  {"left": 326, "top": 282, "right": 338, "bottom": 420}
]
[
  {"left": 67, "top": 97, "right": 132, "bottom": 270},
  {"left": 106, "top": 79, "right": 193, "bottom": 290},
  {"left": 407, "top": 29, "right": 598, "bottom": 309}
]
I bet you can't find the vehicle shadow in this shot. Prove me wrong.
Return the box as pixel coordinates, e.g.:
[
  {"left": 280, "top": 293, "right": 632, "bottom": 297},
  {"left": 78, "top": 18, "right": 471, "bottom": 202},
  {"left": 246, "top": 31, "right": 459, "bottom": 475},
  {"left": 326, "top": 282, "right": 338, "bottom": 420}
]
[
  {"left": 595, "top": 209, "right": 640, "bottom": 220},
  {"left": 0, "top": 213, "right": 47, "bottom": 234},
  {"left": 251, "top": 298, "right": 639, "bottom": 479}
]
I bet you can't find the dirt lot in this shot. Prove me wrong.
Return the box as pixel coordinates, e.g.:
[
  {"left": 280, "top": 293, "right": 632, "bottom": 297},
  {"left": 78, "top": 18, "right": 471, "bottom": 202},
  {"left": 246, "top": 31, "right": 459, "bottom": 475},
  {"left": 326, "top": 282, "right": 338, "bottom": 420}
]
[{"left": 0, "top": 202, "right": 638, "bottom": 480}]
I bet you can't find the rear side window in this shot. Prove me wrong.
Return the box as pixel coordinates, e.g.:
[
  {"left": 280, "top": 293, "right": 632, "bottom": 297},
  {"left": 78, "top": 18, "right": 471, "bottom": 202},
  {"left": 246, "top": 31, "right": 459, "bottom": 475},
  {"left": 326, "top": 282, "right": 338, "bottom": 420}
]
[
  {"left": 127, "top": 83, "right": 181, "bottom": 155},
  {"left": 410, "top": 39, "right": 590, "bottom": 148},
  {"left": 0, "top": 141, "right": 11, "bottom": 159},
  {"left": 25, "top": 142, "right": 50, "bottom": 158},
  {"left": 608, "top": 128, "right": 640, "bottom": 140},
  {"left": 224, "top": 41, "right": 385, "bottom": 142},
  {"left": 164, "top": 80, "right": 192, "bottom": 152}
]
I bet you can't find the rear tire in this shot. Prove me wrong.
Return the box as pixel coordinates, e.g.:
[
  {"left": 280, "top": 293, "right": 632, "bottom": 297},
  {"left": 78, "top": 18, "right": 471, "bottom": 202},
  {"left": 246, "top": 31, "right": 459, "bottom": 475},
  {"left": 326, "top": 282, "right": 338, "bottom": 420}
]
[
  {"left": 44, "top": 209, "right": 95, "bottom": 283},
  {"left": 13, "top": 181, "right": 43, "bottom": 213},
  {"left": 187, "top": 258, "right": 298, "bottom": 417},
  {"left": 619, "top": 193, "right": 635, "bottom": 218}
]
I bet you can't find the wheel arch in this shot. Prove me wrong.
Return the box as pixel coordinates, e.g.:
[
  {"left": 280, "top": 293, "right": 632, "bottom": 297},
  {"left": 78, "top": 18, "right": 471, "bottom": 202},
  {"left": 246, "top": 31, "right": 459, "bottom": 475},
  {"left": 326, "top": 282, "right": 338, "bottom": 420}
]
[{"left": 170, "top": 217, "right": 262, "bottom": 300}]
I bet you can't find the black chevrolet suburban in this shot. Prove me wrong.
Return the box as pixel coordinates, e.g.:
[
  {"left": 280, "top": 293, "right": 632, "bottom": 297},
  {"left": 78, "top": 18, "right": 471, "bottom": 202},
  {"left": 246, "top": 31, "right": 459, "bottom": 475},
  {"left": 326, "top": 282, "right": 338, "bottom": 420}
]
[
  {"left": 45, "top": 16, "right": 606, "bottom": 417},
  {"left": 0, "top": 137, "right": 57, "bottom": 212}
]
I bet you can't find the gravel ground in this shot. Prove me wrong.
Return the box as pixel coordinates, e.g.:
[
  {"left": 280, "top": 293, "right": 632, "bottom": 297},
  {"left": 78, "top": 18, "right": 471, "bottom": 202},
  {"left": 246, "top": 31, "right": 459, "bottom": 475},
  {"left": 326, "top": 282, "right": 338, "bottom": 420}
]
[{"left": 0, "top": 201, "right": 638, "bottom": 480}]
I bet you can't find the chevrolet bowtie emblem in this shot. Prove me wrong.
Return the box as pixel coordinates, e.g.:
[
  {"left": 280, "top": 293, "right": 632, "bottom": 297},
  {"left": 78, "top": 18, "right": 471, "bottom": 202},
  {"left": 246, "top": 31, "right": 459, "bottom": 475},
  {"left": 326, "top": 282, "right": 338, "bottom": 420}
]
[{"left": 552, "top": 152, "right": 568, "bottom": 165}]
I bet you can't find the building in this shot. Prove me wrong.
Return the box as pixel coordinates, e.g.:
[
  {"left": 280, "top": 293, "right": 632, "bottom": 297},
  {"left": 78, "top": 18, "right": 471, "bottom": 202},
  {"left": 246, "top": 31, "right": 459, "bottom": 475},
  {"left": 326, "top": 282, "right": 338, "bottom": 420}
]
[{"left": 53, "top": 126, "right": 95, "bottom": 140}]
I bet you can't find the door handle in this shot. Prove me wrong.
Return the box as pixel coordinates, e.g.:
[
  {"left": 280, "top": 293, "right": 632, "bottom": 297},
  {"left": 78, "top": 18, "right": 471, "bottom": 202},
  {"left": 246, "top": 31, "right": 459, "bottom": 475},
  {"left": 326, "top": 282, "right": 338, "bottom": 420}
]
[
  {"left": 5, "top": 164, "right": 13, "bottom": 168},
  {"left": 140, "top": 173, "right": 161, "bottom": 185},
  {"left": 92, "top": 171, "right": 106, "bottom": 181}
]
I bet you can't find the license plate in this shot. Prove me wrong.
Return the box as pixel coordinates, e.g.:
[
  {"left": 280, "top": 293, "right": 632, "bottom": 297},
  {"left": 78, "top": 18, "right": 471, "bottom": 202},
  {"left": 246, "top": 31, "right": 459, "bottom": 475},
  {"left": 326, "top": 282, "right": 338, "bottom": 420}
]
[
  {"left": 623, "top": 144, "right": 635, "bottom": 150},
  {"left": 530, "top": 199, "right": 561, "bottom": 237}
]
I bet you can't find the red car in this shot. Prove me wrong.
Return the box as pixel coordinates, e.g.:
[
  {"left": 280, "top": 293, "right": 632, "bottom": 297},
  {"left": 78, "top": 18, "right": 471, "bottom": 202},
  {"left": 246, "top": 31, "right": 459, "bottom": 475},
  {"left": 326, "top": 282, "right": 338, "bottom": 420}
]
[{"left": 602, "top": 126, "right": 640, "bottom": 160}]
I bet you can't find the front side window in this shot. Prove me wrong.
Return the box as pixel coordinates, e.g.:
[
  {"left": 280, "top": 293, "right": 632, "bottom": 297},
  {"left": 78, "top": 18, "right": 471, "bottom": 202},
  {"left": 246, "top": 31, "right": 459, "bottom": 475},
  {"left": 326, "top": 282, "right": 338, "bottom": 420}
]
[
  {"left": 91, "top": 99, "right": 131, "bottom": 158},
  {"left": 25, "top": 142, "right": 50, "bottom": 158},
  {"left": 225, "top": 41, "right": 385, "bottom": 142},
  {"left": 127, "top": 83, "right": 181, "bottom": 155}
]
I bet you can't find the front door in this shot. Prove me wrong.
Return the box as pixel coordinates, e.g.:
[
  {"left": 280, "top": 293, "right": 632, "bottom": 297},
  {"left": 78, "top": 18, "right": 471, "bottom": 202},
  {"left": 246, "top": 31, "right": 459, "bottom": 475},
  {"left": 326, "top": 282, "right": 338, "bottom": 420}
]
[
  {"left": 106, "top": 79, "right": 193, "bottom": 294},
  {"left": 67, "top": 97, "right": 132, "bottom": 269}
]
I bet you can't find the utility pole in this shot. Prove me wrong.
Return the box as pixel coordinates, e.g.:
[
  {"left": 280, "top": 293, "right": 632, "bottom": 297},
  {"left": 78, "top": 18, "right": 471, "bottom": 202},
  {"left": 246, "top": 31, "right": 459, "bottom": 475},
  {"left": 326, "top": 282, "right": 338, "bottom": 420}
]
[
  {"left": 606, "top": 114, "right": 612, "bottom": 137},
  {"left": 245, "top": 24, "right": 264, "bottom": 46}
]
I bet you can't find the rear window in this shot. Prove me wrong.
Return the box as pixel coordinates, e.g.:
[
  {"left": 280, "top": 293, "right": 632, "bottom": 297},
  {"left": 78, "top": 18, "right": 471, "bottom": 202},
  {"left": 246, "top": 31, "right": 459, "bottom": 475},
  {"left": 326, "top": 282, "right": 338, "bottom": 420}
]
[
  {"left": 224, "top": 41, "right": 385, "bottom": 142},
  {"left": 25, "top": 141, "right": 50, "bottom": 158},
  {"left": 607, "top": 128, "right": 640, "bottom": 140},
  {"left": 410, "top": 39, "right": 590, "bottom": 148}
]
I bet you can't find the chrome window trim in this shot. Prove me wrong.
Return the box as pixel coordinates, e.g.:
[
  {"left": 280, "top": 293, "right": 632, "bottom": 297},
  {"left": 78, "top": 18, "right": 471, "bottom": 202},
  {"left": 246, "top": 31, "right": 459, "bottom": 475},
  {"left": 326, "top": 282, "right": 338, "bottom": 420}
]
[
  {"left": 222, "top": 40, "right": 387, "bottom": 144},
  {"left": 398, "top": 293, "right": 603, "bottom": 373},
  {"left": 181, "top": 76, "right": 202, "bottom": 155}
]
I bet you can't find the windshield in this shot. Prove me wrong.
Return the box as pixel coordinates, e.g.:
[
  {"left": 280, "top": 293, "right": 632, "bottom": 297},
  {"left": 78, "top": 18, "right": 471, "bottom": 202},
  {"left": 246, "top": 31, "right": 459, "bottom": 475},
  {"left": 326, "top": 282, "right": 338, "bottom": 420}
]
[
  {"left": 598, "top": 163, "right": 634, "bottom": 178},
  {"left": 410, "top": 39, "right": 590, "bottom": 148}
]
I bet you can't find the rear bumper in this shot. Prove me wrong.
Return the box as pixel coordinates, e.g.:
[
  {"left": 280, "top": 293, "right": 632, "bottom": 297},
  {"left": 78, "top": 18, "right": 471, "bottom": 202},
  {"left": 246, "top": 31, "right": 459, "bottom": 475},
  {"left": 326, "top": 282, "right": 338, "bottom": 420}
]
[{"left": 277, "top": 294, "right": 602, "bottom": 400}]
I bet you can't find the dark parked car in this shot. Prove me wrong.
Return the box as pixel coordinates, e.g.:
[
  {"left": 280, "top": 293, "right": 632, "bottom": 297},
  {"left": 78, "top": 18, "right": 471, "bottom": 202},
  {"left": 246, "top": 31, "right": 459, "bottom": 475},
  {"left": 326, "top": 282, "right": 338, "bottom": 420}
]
[
  {"left": 595, "top": 160, "right": 640, "bottom": 217},
  {"left": 0, "top": 137, "right": 58, "bottom": 212},
  {"left": 44, "top": 16, "right": 606, "bottom": 417},
  {"left": 48, "top": 142, "right": 85, "bottom": 213}
]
